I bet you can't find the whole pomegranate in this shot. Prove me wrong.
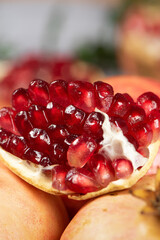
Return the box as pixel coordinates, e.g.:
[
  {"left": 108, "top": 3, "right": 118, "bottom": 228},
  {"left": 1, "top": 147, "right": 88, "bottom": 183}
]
[
  {"left": 0, "top": 160, "right": 69, "bottom": 240},
  {"left": 117, "top": 1, "right": 160, "bottom": 80}
]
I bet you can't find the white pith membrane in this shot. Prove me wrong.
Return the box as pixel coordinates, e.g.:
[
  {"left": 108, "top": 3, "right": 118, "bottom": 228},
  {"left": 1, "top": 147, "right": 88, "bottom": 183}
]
[{"left": 0, "top": 109, "right": 159, "bottom": 200}]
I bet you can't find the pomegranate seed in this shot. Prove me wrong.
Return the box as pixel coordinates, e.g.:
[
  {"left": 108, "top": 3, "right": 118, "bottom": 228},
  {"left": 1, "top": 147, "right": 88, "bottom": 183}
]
[
  {"left": 122, "top": 93, "right": 134, "bottom": 104},
  {"left": 67, "top": 135, "right": 97, "bottom": 168},
  {"left": 28, "top": 79, "right": 49, "bottom": 106},
  {"left": 83, "top": 112, "right": 104, "bottom": 138},
  {"left": 23, "top": 148, "right": 52, "bottom": 166},
  {"left": 109, "top": 93, "right": 129, "bottom": 117},
  {"left": 49, "top": 79, "right": 70, "bottom": 107},
  {"left": 12, "top": 88, "right": 31, "bottom": 111},
  {"left": 0, "top": 107, "right": 17, "bottom": 133},
  {"left": 9, "top": 135, "right": 28, "bottom": 158},
  {"left": 137, "top": 92, "right": 160, "bottom": 116},
  {"left": 46, "top": 102, "right": 64, "bottom": 125},
  {"left": 113, "top": 158, "right": 133, "bottom": 179},
  {"left": 147, "top": 110, "right": 160, "bottom": 141},
  {"left": 130, "top": 122, "right": 153, "bottom": 147},
  {"left": 110, "top": 116, "right": 128, "bottom": 135},
  {"left": 125, "top": 105, "right": 146, "bottom": 127},
  {"left": 28, "top": 105, "right": 48, "bottom": 129},
  {"left": 52, "top": 165, "right": 69, "bottom": 191},
  {"left": 47, "top": 124, "right": 69, "bottom": 143},
  {"left": 50, "top": 143, "right": 67, "bottom": 164},
  {"left": 68, "top": 81, "right": 95, "bottom": 112},
  {"left": 15, "top": 111, "right": 33, "bottom": 137},
  {"left": 0, "top": 128, "right": 12, "bottom": 150},
  {"left": 66, "top": 168, "right": 99, "bottom": 194},
  {"left": 64, "top": 134, "right": 79, "bottom": 147},
  {"left": 89, "top": 154, "right": 115, "bottom": 187},
  {"left": 124, "top": 134, "right": 139, "bottom": 150},
  {"left": 94, "top": 81, "right": 113, "bottom": 113},
  {"left": 64, "top": 105, "right": 86, "bottom": 134},
  {"left": 137, "top": 147, "right": 149, "bottom": 158},
  {"left": 28, "top": 128, "right": 51, "bottom": 154}
]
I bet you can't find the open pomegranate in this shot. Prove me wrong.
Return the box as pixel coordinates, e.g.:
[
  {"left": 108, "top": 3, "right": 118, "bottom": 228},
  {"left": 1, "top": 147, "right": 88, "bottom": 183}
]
[{"left": 0, "top": 78, "right": 159, "bottom": 200}]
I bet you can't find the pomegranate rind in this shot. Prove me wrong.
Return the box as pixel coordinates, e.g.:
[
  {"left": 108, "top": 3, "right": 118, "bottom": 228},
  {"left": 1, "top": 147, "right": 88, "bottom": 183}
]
[{"left": 0, "top": 140, "right": 159, "bottom": 200}]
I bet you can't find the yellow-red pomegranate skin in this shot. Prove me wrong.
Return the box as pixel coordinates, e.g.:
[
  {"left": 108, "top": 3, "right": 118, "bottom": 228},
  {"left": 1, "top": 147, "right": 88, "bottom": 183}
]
[{"left": 0, "top": 160, "right": 69, "bottom": 240}]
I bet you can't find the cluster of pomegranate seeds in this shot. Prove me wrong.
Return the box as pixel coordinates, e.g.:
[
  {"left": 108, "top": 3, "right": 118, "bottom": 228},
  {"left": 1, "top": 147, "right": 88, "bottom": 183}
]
[{"left": 0, "top": 78, "right": 160, "bottom": 195}]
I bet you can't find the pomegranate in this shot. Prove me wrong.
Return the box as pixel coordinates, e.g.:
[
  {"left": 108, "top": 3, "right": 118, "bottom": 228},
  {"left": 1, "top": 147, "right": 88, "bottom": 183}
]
[
  {"left": 0, "top": 78, "right": 159, "bottom": 200},
  {"left": 61, "top": 173, "right": 160, "bottom": 240},
  {"left": 0, "top": 160, "right": 69, "bottom": 240}
]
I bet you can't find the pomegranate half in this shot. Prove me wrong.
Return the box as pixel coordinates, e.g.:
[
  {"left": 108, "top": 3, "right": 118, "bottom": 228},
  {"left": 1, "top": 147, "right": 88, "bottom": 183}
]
[{"left": 0, "top": 78, "right": 159, "bottom": 200}]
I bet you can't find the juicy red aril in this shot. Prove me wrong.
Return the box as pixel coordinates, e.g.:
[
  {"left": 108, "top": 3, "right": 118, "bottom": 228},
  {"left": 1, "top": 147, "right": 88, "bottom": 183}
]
[
  {"left": 52, "top": 165, "right": 69, "bottom": 191},
  {"left": 110, "top": 116, "right": 128, "bottom": 135},
  {"left": 49, "top": 79, "right": 70, "bottom": 107},
  {"left": 28, "top": 79, "right": 49, "bottom": 106},
  {"left": 50, "top": 143, "right": 67, "bottom": 164},
  {"left": 28, "top": 105, "right": 48, "bottom": 129},
  {"left": 109, "top": 93, "right": 129, "bottom": 117},
  {"left": 64, "top": 134, "right": 79, "bottom": 147},
  {"left": 65, "top": 168, "right": 99, "bottom": 194},
  {"left": 46, "top": 102, "right": 64, "bottom": 125},
  {"left": 137, "top": 92, "right": 160, "bottom": 116},
  {"left": 124, "top": 134, "right": 139, "bottom": 150},
  {"left": 68, "top": 81, "right": 95, "bottom": 112},
  {"left": 0, "top": 107, "right": 17, "bottom": 134},
  {"left": 0, "top": 128, "right": 12, "bottom": 150},
  {"left": 15, "top": 111, "right": 33, "bottom": 137},
  {"left": 113, "top": 158, "right": 133, "bottom": 179},
  {"left": 125, "top": 105, "right": 146, "bottom": 127},
  {"left": 28, "top": 128, "right": 51, "bottom": 154},
  {"left": 12, "top": 88, "right": 31, "bottom": 111},
  {"left": 89, "top": 154, "right": 115, "bottom": 187},
  {"left": 83, "top": 112, "right": 104, "bottom": 139},
  {"left": 23, "top": 148, "right": 52, "bottom": 166},
  {"left": 94, "top": 81, "right": 113, "bottom": 113},
  {"left": 67, "top": 135, "right": 97, "bottom": 168},
  {"left": 122, "top": 93, "right": 134, "bottom": 104},
  {"left": 147, "top": 110, "right": 160, "bottom": 141},
  {"left": 137, "top": 147, "right": 149, "bottom": 158},
  {"left": 64, "top": 105, "right": 86, "bottom": 134},
  {"left": 9, "top": 135, "right": 28, "bottom": 158},
  {"left": 130, "top": 122, "right": 153, "bottom": 147},
  {"left": 47, "top": 124, "right": 69, "bottom": 143}
]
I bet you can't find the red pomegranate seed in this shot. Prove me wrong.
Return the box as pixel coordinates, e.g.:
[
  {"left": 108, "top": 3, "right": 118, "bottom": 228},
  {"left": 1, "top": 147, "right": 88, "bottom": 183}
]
[
  {"left": 9, "top": 135, "right": 28, "bottom": 158},
  {"left": 15, "top": 111, "right": 33, "bottom": 137},
  {"left": 125, "top": 105, "right": 146, "bottom": 127},
  {"left": 94, "top": 81, "right": 114, "bottom": 113},
  {"left": 109, "top": 93, "right": 129, "bottom": 117},
  {"left": 46, "top": 102, "right": 64, "bottom": 125},
  {"left": 28, "top": 79, "right": 49, "bottom": 106},
  {"left": 67, "top": 135, "right": 97, "bottom": 168},
  {"left": 12, "top": 88, "right": 31, "bottom": 111},
  {"left": 130, "top": 122, "right": 153, "bottom": 147},
  {"left": 47, "top": 124, "right": 69, "bottom": 143},
  {"left": 68, "top": 81, "right": 95, "bottom": 112},
  {"left": 50, "top": 143, "right": 67, "bottom": 164},
  {"left": 65, "top": 168, "right": 99, "bottom": 194},
  {"left": 64, "top": 105, "right": 86, "bottom": 134},
  {"left": 113, "top": 158, "right": 133, "bottom": 179},
  {"left": 137, "top": 92, "right": 160, "bottom": 116},
  {"left": 64, "top": 134, "right": 79, "bottom": 147},
  {"left": 0, "top": 128, "right": 12, "bottom": 151},
  {"left": 52, "top": 165, "right": 69, "bottom": 191},
  {"left": 122, "top": 93, "right": 134, "bottom": 104},
  {"left": 0, "top": 107, "right": 17, "bottom": 133},
  {"left": 124, "top": 134, "right": 139, "bottom": 150},
  {"left": 28, "top": 105, "right": 48, "bottom": 129},
  {"left": 49, "top": 79, "right": 70, "bottom": 107},
  {"left": 89, "top": 154, "right": 115, "bottom": 187},
  {"left": 28, "top": 128, "right": 51, "bottom": 154},
  {"left": 23, "top": 148, "right": 52, "bottom": 166},
  {"left": 83, "top": 112, "right": 104, "bottom": 138},
  {"left": 147, "top": 110, "right": 160, "bottom": 141},
  {"left": 110, "top": 116, "right": 128, "bottom": 135},
  {"left": 137, "top": 147, "right": 149, "bottom": 158}
]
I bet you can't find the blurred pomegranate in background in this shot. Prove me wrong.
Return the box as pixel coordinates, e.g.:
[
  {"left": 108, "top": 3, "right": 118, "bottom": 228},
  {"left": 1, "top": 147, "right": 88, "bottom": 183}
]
[
  {"left": 117, "top": 1, "right": 160, "bottom": 80},
  {"left": 0, "top": 54, "right": 103, "bottom": 105}
]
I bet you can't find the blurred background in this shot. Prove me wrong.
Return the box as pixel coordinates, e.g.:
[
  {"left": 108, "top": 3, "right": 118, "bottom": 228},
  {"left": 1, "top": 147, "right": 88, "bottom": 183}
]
[{"left": 0, "top": 0, "right": 160, "bottom": 104}]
